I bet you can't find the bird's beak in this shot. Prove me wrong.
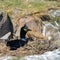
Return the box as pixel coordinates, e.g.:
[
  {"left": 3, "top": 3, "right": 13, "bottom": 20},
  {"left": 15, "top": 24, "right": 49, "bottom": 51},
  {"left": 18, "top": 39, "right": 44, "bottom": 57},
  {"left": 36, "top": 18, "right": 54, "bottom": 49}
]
[
  {"left": 24, "top": 28, "right": 31, "bottom": 31},
  {"left": 27, "top": 29, "right": 31, "bottom": 31}
]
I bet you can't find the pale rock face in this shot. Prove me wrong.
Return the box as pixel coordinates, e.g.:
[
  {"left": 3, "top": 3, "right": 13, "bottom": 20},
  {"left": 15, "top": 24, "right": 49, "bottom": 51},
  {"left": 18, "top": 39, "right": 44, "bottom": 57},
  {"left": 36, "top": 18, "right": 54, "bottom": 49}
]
[
  {"left": 0, "top": 56, "right": 16, "bottom": 60},
  {"left": 0, "top": 32, "right": 11, "bottom": 39},
  {"left": 42, "top": 21, "right": 60, "bottom": 41},
  {"left": 20, "top": 49, "right": 60, "bottom": 60},
  {"left": 15, "top": 15, "right": 42, "bottom": 39},
  {"left": 48, "top": 10, "right": 60, "bottom": 17}
]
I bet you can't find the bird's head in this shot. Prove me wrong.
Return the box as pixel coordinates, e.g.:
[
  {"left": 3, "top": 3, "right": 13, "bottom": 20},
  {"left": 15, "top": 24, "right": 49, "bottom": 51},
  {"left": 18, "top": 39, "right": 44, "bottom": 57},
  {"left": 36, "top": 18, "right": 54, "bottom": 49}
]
[
  {"left": 23, "top": 24, "right": 31, "bottom": 32},
  {"left": 20, "top": 24, "right": 31, "bottom": 39}
]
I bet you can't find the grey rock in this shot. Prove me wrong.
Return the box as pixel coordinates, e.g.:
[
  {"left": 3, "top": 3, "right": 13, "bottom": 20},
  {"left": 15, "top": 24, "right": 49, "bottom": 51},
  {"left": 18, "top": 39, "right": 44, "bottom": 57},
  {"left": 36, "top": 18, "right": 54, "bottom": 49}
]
[
  {"left": 48, "top": 9, "right": 60, "bottom": 17},
  {"left": 21, "top": 49, "right": 60, "bottom": 60},
  {"left": 0, "top": 12, "right": 13, "bottom": 39}
]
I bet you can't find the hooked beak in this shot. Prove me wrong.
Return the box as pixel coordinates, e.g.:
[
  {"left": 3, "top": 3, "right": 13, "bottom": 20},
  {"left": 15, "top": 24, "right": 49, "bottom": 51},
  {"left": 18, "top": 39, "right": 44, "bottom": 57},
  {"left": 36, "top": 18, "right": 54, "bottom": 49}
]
[
  {"left": 24, "top": 28, "right": 31, "bottom": 32},
  {"left": 27, "top": 29, "right": 31, "bottom": 31}
]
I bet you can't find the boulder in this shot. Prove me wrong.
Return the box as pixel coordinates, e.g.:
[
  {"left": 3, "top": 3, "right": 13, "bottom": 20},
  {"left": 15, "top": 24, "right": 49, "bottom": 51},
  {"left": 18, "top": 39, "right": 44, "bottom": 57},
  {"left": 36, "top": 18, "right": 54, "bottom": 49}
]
[
  {"left": 48, "top": 9, "right": 60, "bottom": 17},
  {"left": 15, "top": 15, "right": 43, "bottom": 39},
  {"left": 0, "top": 12, "right": 13, "bottom": 39}
]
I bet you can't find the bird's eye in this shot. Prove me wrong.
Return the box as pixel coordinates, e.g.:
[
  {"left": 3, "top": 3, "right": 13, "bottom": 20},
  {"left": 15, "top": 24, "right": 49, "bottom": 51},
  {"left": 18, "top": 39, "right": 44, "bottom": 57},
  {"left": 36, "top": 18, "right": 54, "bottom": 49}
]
[{"left": 24, "top": 29, "right": 27, "bottom": 31}]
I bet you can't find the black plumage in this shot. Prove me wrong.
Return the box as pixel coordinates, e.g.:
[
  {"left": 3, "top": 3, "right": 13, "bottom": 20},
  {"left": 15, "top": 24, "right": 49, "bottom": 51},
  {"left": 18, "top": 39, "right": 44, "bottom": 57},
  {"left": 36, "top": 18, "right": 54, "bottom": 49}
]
[{"left": 6, "top": 24, "right": 31, "bottom": 50}]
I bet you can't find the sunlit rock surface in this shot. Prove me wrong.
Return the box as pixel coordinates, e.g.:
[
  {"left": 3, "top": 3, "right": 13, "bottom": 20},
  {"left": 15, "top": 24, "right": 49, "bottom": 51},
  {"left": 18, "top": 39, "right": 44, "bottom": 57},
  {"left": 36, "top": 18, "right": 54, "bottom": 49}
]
[
  {"left": 21, "top": 49, "right": 60, "bottom": 60},
  {"left": 0, "top": 56, "right": 16, "bottom": 60},
  {"left": 14, "top": 15, "right": 42, "bottom": 39},
  {"left": 48, "top": 9, "right": 60, "bottom": 17},
  {"left": 42, "top": 21, "right": 60, "bottom": 41}
]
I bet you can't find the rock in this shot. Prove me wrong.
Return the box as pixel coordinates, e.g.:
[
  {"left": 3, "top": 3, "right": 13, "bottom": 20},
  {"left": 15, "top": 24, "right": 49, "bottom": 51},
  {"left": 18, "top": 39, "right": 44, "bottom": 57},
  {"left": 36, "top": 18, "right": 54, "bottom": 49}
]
[
  {"left": 51, "top": 40, "right": 60, "bottom": 49},
  {"left": 0, "top": 32, "right": 11, "bottom": 40},
  {"left": 15, "top": 15, "right": 42, "bottom": 39},
  {"left": 21, "top": 49, "right": 60, "bottom": 60},
  {"left": 40, "top": 15, "right": 51, "bottom": 21},
  {"left": 0, "top": 49, "right": 60, "bottom": 60},
  {"left": 0, "top": 12, "right": 3, "bottom": 21},
  {"left": 42, "top": 21, "right": 60, "bottom": 40},
  {"left": 0, "top": 12, "right": 13, "bottom": 39},
  {"left": 0, "top": 49, "right": 59, "bottom": 60},
  {"left": 0, "top": 56, "right": 16, "bottom": 60},
  {"left": 48, "top": 9, "right": 60, "bottom": 17}
]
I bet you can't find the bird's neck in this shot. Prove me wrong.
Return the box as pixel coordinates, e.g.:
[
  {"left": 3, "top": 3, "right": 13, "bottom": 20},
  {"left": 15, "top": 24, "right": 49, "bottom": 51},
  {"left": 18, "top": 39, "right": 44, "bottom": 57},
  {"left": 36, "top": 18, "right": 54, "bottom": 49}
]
[
  {"left": 20, "top": 31, "right": 27, "bottom": 39},
  {"left": 20, "top": 34, "right": 26, "bottom": 39},
  {"left": 20, "top": 38, "right": 26, "bottom": 41}
]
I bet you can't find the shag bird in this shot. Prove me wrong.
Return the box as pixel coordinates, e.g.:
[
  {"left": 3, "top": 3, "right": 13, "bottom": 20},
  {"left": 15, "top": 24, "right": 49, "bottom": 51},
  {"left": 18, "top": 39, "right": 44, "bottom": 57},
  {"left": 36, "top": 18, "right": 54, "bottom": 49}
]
[
  {"left": 20, "top": 24, "right": 31, "bottom": 46},
  {"left": 6, "top": 24, "right": 31, "bottom": 50}
]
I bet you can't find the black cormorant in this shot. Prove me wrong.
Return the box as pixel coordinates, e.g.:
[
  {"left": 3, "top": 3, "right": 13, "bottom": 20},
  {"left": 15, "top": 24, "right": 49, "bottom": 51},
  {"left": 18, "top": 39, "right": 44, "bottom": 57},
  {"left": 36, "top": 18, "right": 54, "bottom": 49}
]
[
  {"left": 20, "top": 24, "right": 31, "bottom": 46},
  {"left": 6, "top": 24, "right": 31, "bottom": 50}
]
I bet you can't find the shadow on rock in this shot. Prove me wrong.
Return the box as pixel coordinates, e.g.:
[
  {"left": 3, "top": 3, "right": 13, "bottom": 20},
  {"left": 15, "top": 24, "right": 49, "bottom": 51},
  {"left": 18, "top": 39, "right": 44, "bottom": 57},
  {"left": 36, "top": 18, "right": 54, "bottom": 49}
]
[{"left": 0, "top": 13, "right": 13, "bottom": 39}]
